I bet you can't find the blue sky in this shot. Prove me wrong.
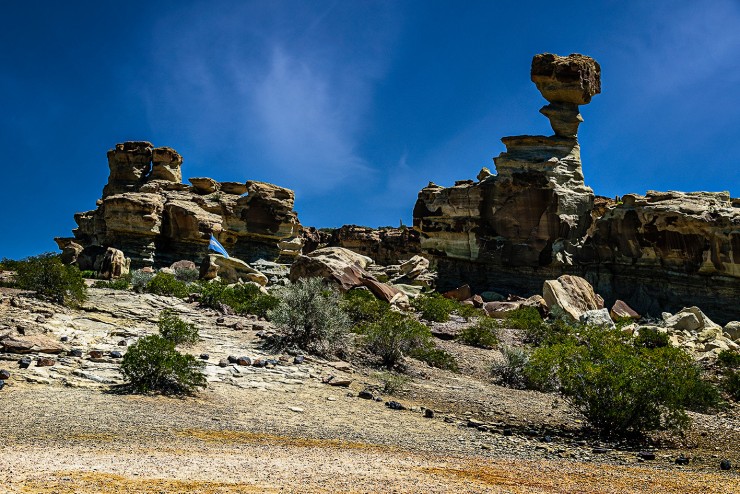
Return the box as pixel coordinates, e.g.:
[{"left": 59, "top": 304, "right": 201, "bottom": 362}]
[{"left": 2, "top": 1, "right": 739, "bottom": 259}]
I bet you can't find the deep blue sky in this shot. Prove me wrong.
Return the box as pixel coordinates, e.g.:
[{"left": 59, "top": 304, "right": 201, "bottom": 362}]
[{"left": 2, "top": 1, "right": 739, "bottom": 259}]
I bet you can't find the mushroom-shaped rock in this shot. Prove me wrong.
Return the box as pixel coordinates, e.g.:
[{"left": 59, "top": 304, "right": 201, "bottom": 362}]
[{"left": 531, "top": 53, "right": 601, "bottom": 105}]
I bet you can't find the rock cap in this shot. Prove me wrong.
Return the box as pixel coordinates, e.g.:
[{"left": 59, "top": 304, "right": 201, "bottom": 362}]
[{"left": 531, "top": 53, "right": 601, "bottom": 105}]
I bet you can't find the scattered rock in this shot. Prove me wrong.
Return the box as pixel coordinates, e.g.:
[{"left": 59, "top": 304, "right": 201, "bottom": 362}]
[
  {"left": 293, "top": 355, "right": 305, "bottom": 365},
  {"left": 89, "top": 350, "right": 104, "bottom": 359},
  {"left": 0, "top": 334, "right": 67, "bottom": 354},
  {"left": 218, "top": 359, "right": 229, "bottom": 368},
  {"left": 199, "top": 353, "right": 209, "bottom": 360},
  {"left": 0, "top": 380, "right": 4, "bottom": 390},
  {"left": 424, "top": 409, "right": 434, "bottom": 419},
  {"left": 0, "top": 369, "right": 10, "bottom": 380},
  {"left": 18, "top": 357, "right": 32, "bottom": 369},
  {"left": 358, "top": 389, "right": 375, "bottom": 400},
  {"left": 227, "top": 355, "right": 238, "bottom": 364},
  {"left": 200, "top": 255, "right": 268, "bottom": 286},
  {"left": 543, "top": 275, "right": 602, "bottom": 321},
  {"left": 109, "top": 351, "right": 123, "bottom": 359},
  {"left": 237, "top": 357, "right": 251, "bottom": 366},
  {"left": 322, "top": 375, "right": 352, "bottom": 387},
  {"left": 610, "top": 300, "right": 640, "bottom": 321},
  {"left": 637, "top": 451, "right": 656, "bottom": 461},
  {"left": 579, "top": 308, "right": 616, "bottom": 329},
  {"left": 69, "top": 349, "right": 83, "bottom": 358},
  {"left": 385, "top": 401, "right": 406, "bottom": 410},
  {"left": 720, "top": 459, "right": 731, "bottom": 471},
  {"left": 36, "top": 357, "right": 56, "bottom": 367},
  {"left": 675, "top": 456, "right": 690, "bottom": 466},
  {"left": 289, "top": 406, "right": 304, "bottom": 413},
  {"left": 443, "top": 284, "right": 472, "bottom": 302}
]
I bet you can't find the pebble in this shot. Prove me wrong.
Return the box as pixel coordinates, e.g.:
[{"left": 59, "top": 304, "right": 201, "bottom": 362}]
[
  {"left": 720, "top": 459, "right": 732, "bottom": 471},
  {"left": 0, "top": 380, "right": 4, "bottom": 390},
  {"left": 60, "top": 335, "right": 68, "bottom": 342},
  {"left": 385, "top": 401, "right": 405, "bottom": 410},
  {"left": 227, "top": 355, "right": 238, "bottom": 364},
  {"left": 0, "top": 369, "right": 10, "bottom": 380},
  {"left": 18, "top": 357, "right": 31, "bottom": 369},
  {"left": 293, "top": 355, "right": 305, "bottom": 364},
  {"left": 326, "top": 396, "right": 337, "bottom": 401},
  {"left": 109, "top": 351, "right": 123, "bottom": 359},
  {"left": 118, "top": 340, "right": 127, "bottom": 346},
  {"left": 69, "top": 349, "right": 83, "bottom": 357},
  {"left": 675, "top": 455, "right": 690, "bottom": 466},
  {"left": 289, "top": 406, "right": 304, "bottom": 413},
  {"left": 89, "top": 350, "right": 103, "bottom": 359},
  {"left": 358, "top": 389, "right": 374, "bottom": 400},
  {"left": 424, "top": 409, "right": 435, "bottom": 419},
  {"left": 218, "top": 359, "right": 229, "bottom": 368},
  {"left": 36, "top": 357, "right": 55, "bottom": 367},
  {"left": 638, "top": 451, "right": 656, "bottom": 461},
  {"left": 236, "top": 357, "right": 251, "bottom": 366},
  {"left": 199, "top": 354, "right": 209, "bottom": 360}
]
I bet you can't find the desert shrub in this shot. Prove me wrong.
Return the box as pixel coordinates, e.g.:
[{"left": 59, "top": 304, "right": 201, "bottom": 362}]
[
  {"left": 376, "top": 371, "right": 410, "bottom": 395},
  {"left": 412, "top": 293, "right": 457, "bottom": 322},
  {"left": 491, "top": 346, "right": 529, "bottom": 389},
  {"left": 158, "top": 309, "right": 199, "bottom": 346},
  {"left": 362, "top": 311, "right": 433, "bottom": 368},
  {"left": 92, "top": 273, "right": 132, "bottom": 290},
  {"left": 131, "top": 270, "right": 154, "bottom": 293},
  {"left": 458, "top": 317, "right": 499, "bottom": 348},
  {"left": 174, "top": 267, "right": 199, "bottom": 283},
  {"left": 634, "top": 327, "right": 669, "bottom": 349},
  {"left": 341, "top": 288, "right": 390, "bottom": 324},
  {"left": 519, "top": 310, "right": 574, "bottom": 346},
  {"left": 80, "top": 270, "right": 97, "bottom": 279},
  {"left": 121, "top": 334, "right": 206, "bottom": 394},
  {"left": 144, "top": 272, "right": 191, "bottom": 298},
  {"left": 268, "top": 278, "right": 350, "bottom": 356},
  {"left": 526, "top": 326, "right": 719, "bottom": 437},
  {"left": 13, "top": 253, "right": 87, "bottom": 307},
  {"left": 411, "top": 347, "right": 459, "bottom": 372},
  {"left": 718, "top": 350, "right": 740, "bottom": 401},
  {"left": 199, "top": 280, "right": 279, "bottom": 318},
  {"left": 455, "top": 303, "right": 485, "bottom": 321},
  {"left": 0, "top": 257, "right": 23, "bottom": 271}
]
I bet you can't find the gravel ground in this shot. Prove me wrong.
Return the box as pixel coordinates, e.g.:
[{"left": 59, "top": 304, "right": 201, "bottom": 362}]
[{"left": 1, "top": 288, "right": 740, "bottom": 492}]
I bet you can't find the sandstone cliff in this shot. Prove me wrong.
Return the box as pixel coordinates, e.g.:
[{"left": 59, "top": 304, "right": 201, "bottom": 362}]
[
  {"left": 57, "top": 142, "right": 302, "bottom": 268},
  {"left": 413, "top": 54, "right": 739, "bottom": 323}
]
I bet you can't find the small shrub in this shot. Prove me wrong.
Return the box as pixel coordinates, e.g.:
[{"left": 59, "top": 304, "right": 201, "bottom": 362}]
[
  {"left": 341, "top": 289, "right": 390, "bottom": 324},
  {"left": 92, "top": 273, "right": 132, "bottom": 290},
  {"left": 634, "top": 327, "right": 669, "bottom": 349},
  {"left": 174, "top": 267, "right": 199, "bottom": 283},
  {"left": 158, "top": 309, "right": 199, "bottom": 346},
  {"left": 121, "top": 334, "right": 206, "bottom": 394},
  {"left": 458, "top": 317, "right": 499, "bottom": 349},
  {"left": 131, "top": 270, "right": 154, "bottom": 293},
  {"left": 13, "top": 253, "right": 87, "bottom": 307},
  {"left": 0, "top": 258, "right": 23, "bottom": 271},
  {"left": 376, "top": 371, "right": 410, "bottom": 395},
  {"left": 412, "top": 293, "right": 457, "bottom": 322},
  {"left": 491, "top": 346, "right": 529, "bottom": 389},
  {"left": 80, "top": 270, "right": 97, "bottom": 279},
  {"left": 718, "top": 350, "right": 740, "bottom": 401},
  {"left": 268, "top": 278, "right": 350, "bottom": 356},
  {"left": 362, "top": 311, "right": 432, "bottom": 368},
  {"left": 455, "top": 303, "right": 485, "bottom": 321},
  {"left": 144, "top": 272, "right": 190, "bottom": 298},
  {"left": 526, "top": 326, "right": 719, "bottom": 437},
  {"left": 199, "top": 280, "right": 279, "bottom": 318},
  {"left": 411, "top": 347, "right": 459, "bottom": 372}
]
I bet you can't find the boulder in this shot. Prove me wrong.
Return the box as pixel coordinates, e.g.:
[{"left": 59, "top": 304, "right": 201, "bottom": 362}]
[
  {"left": 189, "top": 177, "right": 220, "bottom": 194},
  {"left": 149, "top": 147, "right": 183, "bottom": 182},
  {"left": 399, "top": 255, "right": 430, "bottom": 278},
  {"left": 99, "top": 247, "right": 130, "bottom": 280},
  {"left": 290, "top": 247, "right": 374, "bottom": 291},
  {"left": 200, "top": 254, "right": 268, "bottom": 286},
  {"left": 0, "top": 334, "right": 67, "bottom": 354},
  {"left": 170, "top": 260, "right": 197, "bottom": 271},
  {"left": 484, "top": 301, "right": 521, "bottom": 318},
  {"left": 610, "top": 300, "right": 640, "bottom": 321},
  {"left": 543, "top": 275, "right": 602, "bottom": 321},
  {"left": 443, "top": 284, "right": 472, "bottom": 302},
  {"left": 580, "top": 308, "right": 616, "bottom": 329},
  {"left": 530, "top": 53, "right": 601, "bottom": 106},
  {"left": 664, "top": 307, "right": 721, "bottom": 333},
  {"left": 724, "top": 321, "right": 740, "bottom": 342},
  {"left": 220, "top": 182, "right": 247, "bottom": 195}
]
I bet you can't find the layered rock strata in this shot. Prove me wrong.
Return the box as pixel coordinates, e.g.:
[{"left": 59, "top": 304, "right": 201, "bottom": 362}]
[
  {"left": 413, "top": 53, "right": 740, "bottom": 323},
  {"left": 57, "top": 142, "right": 302, "bottom": 268}
]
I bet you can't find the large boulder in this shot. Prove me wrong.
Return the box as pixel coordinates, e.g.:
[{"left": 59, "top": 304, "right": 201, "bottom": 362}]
[
  {"left": 0, "top": 334, "right": 67, "bottom": 354},
  {"left": 99, "top": 247, "right": 130, "bottom": 280},
  {"left": 580, "top": 308, "right": 616, "bottom": 329},
  {"left": 663, "top": 307, "right": 721, "bottom": 333},
  {"left": 610, "top": 300, "right": 640, "bottom": 321},
  {"left": 543, "top": 275, "right": 602, "bottom": 321},
  {"left": 200, "top": 254, "right": 268, "bottom": 286},
  {"left": 531, "top": 53, "right": 601, "bottom": 106}
]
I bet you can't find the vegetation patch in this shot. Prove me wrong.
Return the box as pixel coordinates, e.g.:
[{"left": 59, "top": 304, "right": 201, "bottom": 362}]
[
  {"left": 412, "top": 293, "right": 458, "bottom": 322},
  {"left": 158, "top": 309, "right": 199, "bottom": 346},
  {"left": 457, "top": 317, "right": 499, "bottom": 349},
  {"left": 361, "top": 311, "right": 433, "bottom": 368},
  {"left": 199, "top": 280, "right": 279, "bottom": 318},
  {"left": 10, "top": 253, "right": 87, "bottom": 307},
  {"left": 341, "top": 288, "right": 390, "bottom": 324}
]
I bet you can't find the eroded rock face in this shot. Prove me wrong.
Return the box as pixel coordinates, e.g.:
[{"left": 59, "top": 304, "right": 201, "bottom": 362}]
[
  {"left": 310, "top": 225, "right": 422, "bottom": 266},
  {"left": 412, "top": 53, "right": 740, "bottom": 324},
  {"left": 58, "top": 142, "right": 302, "bottom": 268}
]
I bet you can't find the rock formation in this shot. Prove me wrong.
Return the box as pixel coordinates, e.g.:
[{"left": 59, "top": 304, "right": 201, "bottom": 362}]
[
  {"left": 57, "top": 142, "right": 303, "bottom": 269},
  {"left": 413, "top": 53, "right": 740, "bottom": 323},
  {"left": 302, "top": 225, "right": 422, "bottom": 266}
]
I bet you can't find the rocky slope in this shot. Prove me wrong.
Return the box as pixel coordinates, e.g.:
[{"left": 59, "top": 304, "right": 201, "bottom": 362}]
[
  {"left": 413, "top": 53, "right": 740, "bottom": 323},
  {"left": 56, "top": 141, "right": 303, "bottom": 269}
]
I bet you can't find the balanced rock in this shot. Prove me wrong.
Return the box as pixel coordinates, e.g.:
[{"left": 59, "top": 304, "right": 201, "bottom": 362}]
[
  {"left": 200, "top": 254, "right": 268, "bottom": 286},
  {"left": 543, "top": 275, "right": 602, "bottom": 321},
  {"left": 531, "top": 53, "right": 601, "bottom": 106}
]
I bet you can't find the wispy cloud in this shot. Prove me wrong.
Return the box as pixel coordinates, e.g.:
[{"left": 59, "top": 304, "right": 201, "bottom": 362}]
[{"left": 143, "top": 2, "right": 398, "bottom": 195}]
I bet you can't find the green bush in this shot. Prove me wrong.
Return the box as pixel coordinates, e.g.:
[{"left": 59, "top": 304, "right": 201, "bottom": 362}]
[
  {"left": 144, "top": 272, "right": 191, "bottom": 298},
  {"left": 341, "top": 289, "right": 390, "bottom": 324},
  {"left": 526, "top": 326, "right": 719, "bottom": 437},
  {"left": 455, "top": 303, "right": 485, "bottom": 321},
  {"left": 0, "top": 257, "right": 23, "bottom": 271},
  {"left": 80, "top": 270, "right": 97, "bottom": 279},
  {"left": 411, "top": 347, "right": 459, "bottom": 372},
  {"left": 268, "top": 278, "right": 350, "bottom": 356},
  {"left": 718, "top": 350, "right": 740, "bottom": 401},
  {"left": 158, "top": 309, "right": 199, "bottom": 346},
  {"left": 412, "top": 293, "right": 458, "bottom": 322},
  {"left": 376, "top": 371, "right": 410, "bottom": 395},
  {"left": 13, "top": 253, "right": 87, "bottom": 307},
  {"left": 634, "top": 327, "right": 670, "bottom": 349},
  {"left": 121, "top": 334, "right": 206, "bottom": 394},
  {"left": 362, "top": 311, "right": 433, "bottom": 368},
  {"left": 491, "top": 346, "right": 529, "bottom": 389},
  {"left": 199, "top": 280, "right": 279, "bottom": 319},
  {"left": 457, "top": 317, "right": 499, "bottom": 349},
  {"left": 92, "top": 273, "right": 132, "bottom": 290},
  {"left": 174, "top": 267, "right": 199, "bottom": 283},
  {"left": 131, "top": 270, "right": 154, "bottom": 293}
]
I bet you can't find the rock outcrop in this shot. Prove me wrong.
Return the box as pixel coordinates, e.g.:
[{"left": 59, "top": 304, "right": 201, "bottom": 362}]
[
  {"left": 303, "top": 225, "right": 422, "bottom": 266},
  {"left": 413, "top": 53, "right": 740, "bottom": 324},
  {"left": 57, "top": 142, "right": 303, "bottom": 269}
]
